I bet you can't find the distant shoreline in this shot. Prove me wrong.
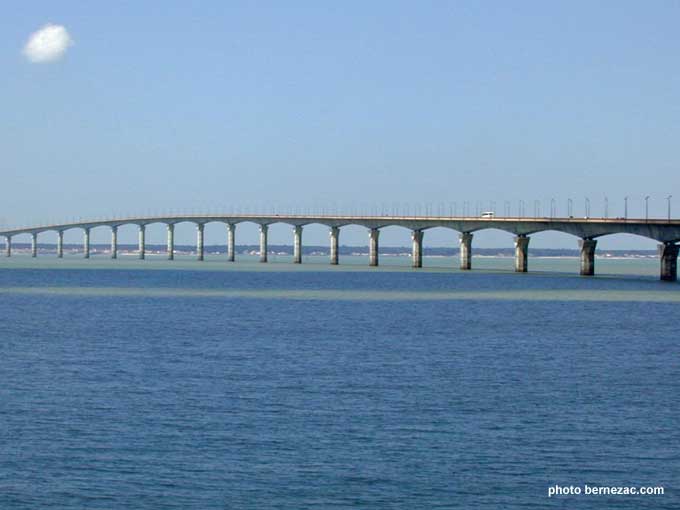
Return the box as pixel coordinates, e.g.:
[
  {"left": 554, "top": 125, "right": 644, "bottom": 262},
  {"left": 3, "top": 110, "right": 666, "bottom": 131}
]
[{"left": 4, "top": 243, "right": 660, "bottom": 259}]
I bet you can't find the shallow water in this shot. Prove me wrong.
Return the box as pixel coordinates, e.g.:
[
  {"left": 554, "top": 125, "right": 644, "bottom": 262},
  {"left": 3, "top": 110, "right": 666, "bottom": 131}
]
[{"left": 1, "top": 256, "right": 678, "bottom": 509}]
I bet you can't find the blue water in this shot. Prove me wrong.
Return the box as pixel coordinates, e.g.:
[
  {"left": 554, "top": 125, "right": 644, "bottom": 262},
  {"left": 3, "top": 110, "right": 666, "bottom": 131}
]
[{"left": 1, "top": 263, "right": 678, "bottom": 509}]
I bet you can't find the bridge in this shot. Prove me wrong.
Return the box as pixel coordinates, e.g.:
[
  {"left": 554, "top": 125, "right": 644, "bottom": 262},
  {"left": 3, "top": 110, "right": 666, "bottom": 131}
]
[{"left": 2, "top": 214, "right": 680, "bottom": 281}]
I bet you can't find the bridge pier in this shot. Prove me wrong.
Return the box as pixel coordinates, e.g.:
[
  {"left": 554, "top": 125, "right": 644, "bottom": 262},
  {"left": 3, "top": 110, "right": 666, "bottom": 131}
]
[
  {"left": 579, "top": 238, "right": 597, "bottom": 276},
  {"left": 83, "top": 228, "right": 90, "bottom": 259},
  {"left": 110, "top": 226, "right": 117, "bottom": 259},
  {"left": 293, "top": 226, "right": 303, "bottom": 264},
  {"left": 138, "top": 225, "right": 146, "bottom": 259},
  {"left": 227, "top": 224, "right": 235, "bottom": 262},
  {"left": 197, "top": 223, "right": 204, "bottom": 261},
  {"left": 167, "top": 224, "right": 174, "bottom": 260},
  {"left": 412, "top": 230, "right": 423, "bottom": 268},
  {"left": 459, "top": 232, "right": 473, "bottom": 270},
  {"left": 330, "top": 227, "right": 339, "bottom": 265},
  {"left": 259, "top": 224, "right": 268, "bottom": 263},
  {"left": 57, "top": 231, "right": 64, "bottom": 258},
  {"left": 514, "top": 235, "right": 530, "bottom": 272},
  {"left": 659, "top": 242, "right": 679, "bottom": 281},
  {"left": 4, "top": 236, "right": 11, "bottom": 257},
  {"left": 369, "top": 228, "right": 380, "bottom": 266}
]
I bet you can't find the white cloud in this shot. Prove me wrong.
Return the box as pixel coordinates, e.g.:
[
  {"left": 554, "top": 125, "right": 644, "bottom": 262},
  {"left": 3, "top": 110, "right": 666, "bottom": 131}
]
[{"left": 23, "top": 24, "right": 73, "bottom": 63}]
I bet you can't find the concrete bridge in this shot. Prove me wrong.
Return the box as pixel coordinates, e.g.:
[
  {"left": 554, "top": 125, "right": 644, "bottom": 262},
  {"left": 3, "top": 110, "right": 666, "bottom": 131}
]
[{"left": 2, "top": 214, "right": 680, "bottom": 281}]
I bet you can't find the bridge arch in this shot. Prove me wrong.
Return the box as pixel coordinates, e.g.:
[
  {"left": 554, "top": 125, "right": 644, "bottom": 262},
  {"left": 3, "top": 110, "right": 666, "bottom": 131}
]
[
  {"left": 166, "top": 218, "right": 204, "bottom": 228},
  {"left": 590, "top": 231, "right": 664, "bottom": 246},
  {"left": 522, "top": 230, "right": 586, "bottom": 274},
  {"left": 586, "top": 232, "right": 659, "bottom": 251},
  {"left": 287, "top": 222, "right": 334, "bottom": 263},
  {"left": 262, "top": 222, "right": 302, "bottom": 263},
  {"left": 459, "top": 228, "right": 516, "bottom": 272},
  {"left": 417, "top": 226, "right": 458, "bottom": 268},
  {"left": 528, "top": 228, "right": 580, "bottom": 241},
  {"left": 373, "top": 225, "right": 414, "bottom": 267},
  {"left": 467, "top": 224, "right": 520, "bottom": 237}
]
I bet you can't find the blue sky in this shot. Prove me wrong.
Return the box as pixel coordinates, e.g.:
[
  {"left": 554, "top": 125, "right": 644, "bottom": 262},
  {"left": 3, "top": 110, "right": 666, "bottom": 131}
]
[{"left": 3, "top": 1, "right": 679, "bottom": 248}]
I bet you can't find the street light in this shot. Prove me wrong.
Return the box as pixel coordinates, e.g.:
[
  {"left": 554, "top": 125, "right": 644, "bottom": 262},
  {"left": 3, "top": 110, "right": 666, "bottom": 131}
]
[
  {"left": 604, "top": 196, "right": 609, "bottom": 219},
  {"left": 585, "top": 197, "right": 590, "bottom": 218},
  {"left": 550, "top": 198, "right": 556, "bottom": 218},
  {"left": 624, "top": 196, "right": 629, "bottom": 220},
  {"left": 645, "top": 195, "right": 650, "bottom": 221},
  {"left": 567, "top": 198, "right": 573, "bottom": 217},
  {"left": 667, "top": 195, "right": 672, "bottom": 221}
]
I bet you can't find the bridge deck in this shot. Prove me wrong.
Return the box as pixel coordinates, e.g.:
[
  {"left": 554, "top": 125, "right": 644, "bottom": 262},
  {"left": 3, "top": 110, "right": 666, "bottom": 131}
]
[{"left": 2, "top": 214, "right": 680, "bottom": 242}]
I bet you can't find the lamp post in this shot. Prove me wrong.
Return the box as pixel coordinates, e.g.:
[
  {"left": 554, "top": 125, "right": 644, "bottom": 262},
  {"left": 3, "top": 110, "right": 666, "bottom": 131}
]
[
  {"left": 567, "top": 198, "right": 573, "bottom": 217},
  {"left": 604, "top": 196, "right": 609, "bottom": 219},
  {"left": 645, "top": 196, "right": 650, "bottom": 221},
  {"left": 667, "top": 195, "right": 672, "bottom": 222},
  {"left": 585, "top": 197, "right": 590, "bottom": 218},
  {"left": 624, "top": 196, "right": 629, "bottom": 220},
  {"left": 550, "top": 198, "right": 556, "bottom": 218}
]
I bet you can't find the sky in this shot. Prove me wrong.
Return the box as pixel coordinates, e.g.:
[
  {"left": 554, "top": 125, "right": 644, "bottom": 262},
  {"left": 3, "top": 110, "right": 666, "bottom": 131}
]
[{"left": 2, "top": 1, "right": 680, "bottom": 249}]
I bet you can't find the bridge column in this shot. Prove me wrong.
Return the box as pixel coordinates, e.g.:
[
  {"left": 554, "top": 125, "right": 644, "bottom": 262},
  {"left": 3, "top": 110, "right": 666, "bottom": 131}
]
[
  {"left": 329, "top": 226, "right": 339, "bottom": 265},
  {"left": 30, "top": 232, "right": 38, "bottom": 258},
  {"left": 514, "top": 235, "right": 530, "bottom": 272},
  {"left": 197, "top": 223, "right": 204, "bottom": 261},
  {"left": 138, "top": 225, "right": 146, "bottom": 260},
  {"left": 83, "top": 228, "right": 90, "bottom": 259},
  {"left": 259, "top": 224, "right": 268, "bottom": 263},
  {"left": 411, "top": 230, "right": 423, "bottom": 268},
  {"left": 459, "top": 232, "right": 473, "bottom": 270},
  {"left": 369, "top": 228, "right": 380, "bottom": 266},
  {"left": 659, "top": 242, "right": 679, "bottom": 281},
  {"left": 167, "top": 224, "right": 174, "bottom": 260},
  {"left": 4, "top": 236, "right": 11, "bottom": 257},
  {"left": 293, "top": 226, "right": 303, "bottom": 264},
  {"left": 111, "top": 226, "right": 118, "bottom": 259},
  {"left": 579, "top": 238, "right": 597, "bottom": 276},
  {"left": 227, "top": 224, "right": 235, "bottom": 262},
  {"left": 57, "top": 231, "right": 64, "bottom": 258}
]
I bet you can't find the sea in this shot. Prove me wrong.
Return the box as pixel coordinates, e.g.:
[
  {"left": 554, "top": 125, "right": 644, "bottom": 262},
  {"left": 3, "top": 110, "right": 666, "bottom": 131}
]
[{"left": 1, "top": 254, "right": 678, "bottom": 509}]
